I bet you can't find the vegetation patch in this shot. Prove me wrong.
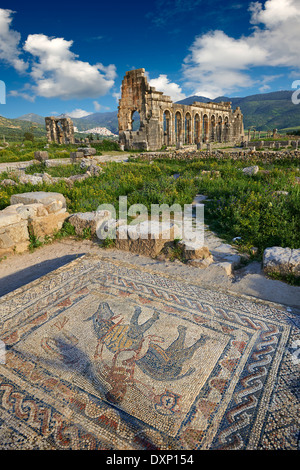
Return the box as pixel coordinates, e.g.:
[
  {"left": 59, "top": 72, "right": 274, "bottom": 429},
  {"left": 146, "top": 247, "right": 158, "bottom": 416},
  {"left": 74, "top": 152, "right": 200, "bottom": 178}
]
[{"left": 1, "top": 148, "right": 299, "bottom": 259}]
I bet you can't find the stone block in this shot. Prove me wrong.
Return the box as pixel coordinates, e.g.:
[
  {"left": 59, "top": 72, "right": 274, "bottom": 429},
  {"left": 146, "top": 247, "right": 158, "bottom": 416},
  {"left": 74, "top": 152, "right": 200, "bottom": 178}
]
[
  {"left": 70, "top": 151, "right": 84, "bottom": 162},
  {"left": 68, "top": 210, "right": 111, "bottom": 236},
  {"left": 77, "top": 147, "right": 97, "bottom": 157},
  {"left": 0, "top": 212, "right": 22, "bottom": 229},
  {"left": 34, "top": 151, "right": 49, "bottom": 162},
  {"left": 28, "top": 211, "right": 69, "bottom": 240},
  {"left": 10, "top": 191, "right": 67, "bottom": 209},
  {"left": 18, "top": 174, "right": 44, "bottom": 185},
  {"left": 263, "top": 246, "right": 300, "bottom": 277},
  {"left": 187, "top": 255, "right": 214, "bottom": 268},
  {"left": 242, "top": 165, "right": 259, "bottom": 176},
  {"left": 115, "top": 221, "right": 180, "bottom": 258},
  {"left": 0, "top": 221, "right": 29, "bottom": 249},
  {"left": 178, "top": 240, "right": 210, "bottom": 260}
]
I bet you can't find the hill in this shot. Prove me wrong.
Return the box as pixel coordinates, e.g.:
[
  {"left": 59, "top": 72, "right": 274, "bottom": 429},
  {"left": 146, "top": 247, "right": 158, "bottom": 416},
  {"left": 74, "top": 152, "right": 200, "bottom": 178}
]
[
  {"left": 0, "top": 115, "right": 46, "bottom": 141},
  {"left": 16, "top": 113, "right": 45, "bottom": 126}
]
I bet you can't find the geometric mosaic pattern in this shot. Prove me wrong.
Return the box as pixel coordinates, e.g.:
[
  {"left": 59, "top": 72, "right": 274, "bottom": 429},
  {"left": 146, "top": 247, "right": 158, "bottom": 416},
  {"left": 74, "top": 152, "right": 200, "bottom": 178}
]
[{"left": 0, "top": 255, "right": 299, "bottom": 450}]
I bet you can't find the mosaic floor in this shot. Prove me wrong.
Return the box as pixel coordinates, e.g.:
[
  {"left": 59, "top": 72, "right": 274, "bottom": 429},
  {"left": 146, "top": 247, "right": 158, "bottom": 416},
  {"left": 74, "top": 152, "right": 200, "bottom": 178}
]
[{"left": 0, "top": 255, "right": 299, "bottom": 450}]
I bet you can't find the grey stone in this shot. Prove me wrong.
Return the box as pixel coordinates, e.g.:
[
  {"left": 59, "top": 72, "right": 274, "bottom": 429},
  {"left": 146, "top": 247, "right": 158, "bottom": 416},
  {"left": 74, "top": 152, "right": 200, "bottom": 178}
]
[
  {"left": 242, "top": 165, "right": 259, "bottom": 176},
  {"left": 34, "top": 151, "right": 49, "bottom": 162},
  {"left": 0, "top": 179, "right": 17, "bottom": 186},
  {"left": 10, "top": 191, "right": 67, "bottom": 209},
  {"left": 263, "top": 246, "right": 300, "bottom": 277}
]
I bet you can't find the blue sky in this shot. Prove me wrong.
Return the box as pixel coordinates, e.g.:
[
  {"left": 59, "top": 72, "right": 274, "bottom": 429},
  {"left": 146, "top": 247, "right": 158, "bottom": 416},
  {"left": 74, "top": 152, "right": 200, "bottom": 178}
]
[{"left": 0, "top": 0, "right": 299, "bottom": 119}]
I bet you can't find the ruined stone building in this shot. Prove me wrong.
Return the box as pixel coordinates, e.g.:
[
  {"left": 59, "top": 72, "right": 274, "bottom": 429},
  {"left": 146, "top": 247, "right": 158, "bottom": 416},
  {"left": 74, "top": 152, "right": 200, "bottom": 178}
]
[
  {"left": 118, "top": 69, "right": 244, "bottom": 151},
  {"left": 45, "top": 117, "right": 75, "bottom": 144}
]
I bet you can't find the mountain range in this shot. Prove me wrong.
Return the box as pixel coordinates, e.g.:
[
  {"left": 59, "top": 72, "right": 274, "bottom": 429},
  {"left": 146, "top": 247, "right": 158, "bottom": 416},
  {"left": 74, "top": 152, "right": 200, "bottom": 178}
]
[{"left": 1, "top": 90, "right": 300, "bottom": 141}]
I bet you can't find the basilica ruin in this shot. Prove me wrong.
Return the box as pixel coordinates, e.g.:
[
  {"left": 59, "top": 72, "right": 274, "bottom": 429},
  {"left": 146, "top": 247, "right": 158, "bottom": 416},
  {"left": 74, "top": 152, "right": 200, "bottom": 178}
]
[
  {"left": 118, "top": 69, "right": 245, "bottom": 151},
  {"left": 45, "top": 116, "right": 75, "bottom": 144}
]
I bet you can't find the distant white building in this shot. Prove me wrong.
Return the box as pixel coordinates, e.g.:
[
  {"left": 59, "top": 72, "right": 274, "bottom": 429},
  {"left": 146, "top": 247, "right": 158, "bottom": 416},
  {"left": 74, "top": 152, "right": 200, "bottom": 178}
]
[{"left": 78, "top": 127, "right": 117, "bottom": 136}]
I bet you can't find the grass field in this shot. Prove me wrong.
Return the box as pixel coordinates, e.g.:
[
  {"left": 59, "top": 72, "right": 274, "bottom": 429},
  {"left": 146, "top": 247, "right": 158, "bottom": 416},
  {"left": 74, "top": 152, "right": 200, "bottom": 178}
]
[{"left": 1, "top": 145, "right": 299, "bottom": 259}]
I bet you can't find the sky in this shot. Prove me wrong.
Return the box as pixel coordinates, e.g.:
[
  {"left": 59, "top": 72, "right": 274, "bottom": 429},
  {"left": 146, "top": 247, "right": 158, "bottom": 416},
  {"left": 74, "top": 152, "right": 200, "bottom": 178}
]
[{"left": 0, "top": 0, "right": 299, "bottom": 119}]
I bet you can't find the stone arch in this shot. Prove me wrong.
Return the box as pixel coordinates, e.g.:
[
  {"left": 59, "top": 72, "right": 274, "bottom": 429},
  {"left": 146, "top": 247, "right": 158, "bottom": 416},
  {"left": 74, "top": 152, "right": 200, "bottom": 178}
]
[
  {"left": 194, "top": 113, "right": 201, "bottom": 144},
  {"left": 203, "top": 114, "right": 209, "bottom": 143},
  {"left": 224, "top": 116, "right": 230, "bottom": 142},
  {"left": 163, "top": 109, "right": 172, "bottom": 146},
  {"left": 131, "top": 109, "right": 141, "bottom": 131},
  {"left": 217, "top": 116, "right": 223, "bottom": 142},
  {"left": 175, "top": 110, "right": 183, "bottom": 145},
  {"left": 185, "top": 112, "right": 192, "bottom": 144},
  {"left": 210, "top": 115, "right": 216, "bottom": 142}
]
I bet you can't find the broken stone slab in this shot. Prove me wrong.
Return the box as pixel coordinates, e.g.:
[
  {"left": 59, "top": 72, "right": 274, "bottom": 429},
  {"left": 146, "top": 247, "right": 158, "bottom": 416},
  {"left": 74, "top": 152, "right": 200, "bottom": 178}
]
[
  {"left": 15, "top": 203, "right": 48, "bottom": 219},
  {"left": 0, "top": 212, "right": 22, "bottom": 229},
  {"left": 242, "top": 165, "right": 259, "bottom": 176},
  {"left": 178, "top": 239, "right": 210, "bottom": 260},
  {"left": 97, "top": 218, "right": 127, "bottom": 239},
  {"left": 77, "top": 147, "right": 97, "bottom": 157},
  {"left": 10, "top": 191, "right": 67, "bottom": 209},
  {"left": 115, "top": 220, "right": 180, "bottom": 258},
  {"left": 213, "top": 262, "right": 234, "bottom": 276},
  {"left": 70, "top": 151, "right": 84, "bottom": 162},
  {"left": 263, "top": 246, "right": 300, "bottom": 277},
  {"left": 68, "top": 210, "right": 112, "bottom": 236},
  {"left": 187, "top": 255, "right": 214, "bottom": 268},
  {"left": 85, "top": 164, "right": 102, "bottom": 176},
  {"left": 28, "top": 211, "right": 69, "bottom": 240}
]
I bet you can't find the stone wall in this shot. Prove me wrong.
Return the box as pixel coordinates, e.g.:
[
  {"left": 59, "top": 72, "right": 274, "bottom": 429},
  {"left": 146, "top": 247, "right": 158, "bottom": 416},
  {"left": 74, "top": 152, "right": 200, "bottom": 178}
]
[
  {"left": 45, "top": 117, "right": 75, "bottom": 144},
  {"left": 0, "top": 192, "right": 69, "bottom": 257},
  {"left": 118, "top": 69, "right": 245, "bottom": 151}
]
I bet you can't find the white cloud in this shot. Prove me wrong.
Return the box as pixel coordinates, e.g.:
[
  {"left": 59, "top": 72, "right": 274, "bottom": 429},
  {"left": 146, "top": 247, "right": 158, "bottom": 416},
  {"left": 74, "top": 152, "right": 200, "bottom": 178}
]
[
  {"left": 0, "top": 9, "right": 27, "bottom": 72},
  {"left": 183, "top": 0, "right": 300, "bottom": 97},
  {"left": 93, "top": 101, "right": 101, "bottom": 111},
  {"left": 23, "top": 34, "right": 116, "bottom": 100},
  {"left": 149, "top": 74, "right": 186, "bottom": 101},
  {"left": 66, "top": 109, "right": 92, "bottom": 118}
]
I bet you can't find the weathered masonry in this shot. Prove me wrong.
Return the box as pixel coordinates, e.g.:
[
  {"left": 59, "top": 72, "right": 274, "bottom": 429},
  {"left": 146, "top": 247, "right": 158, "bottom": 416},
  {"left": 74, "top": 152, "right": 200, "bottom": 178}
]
[
  {"left": 45, "top": 117, "right": 75, "bottom": 144},
  {"left": 118, "top": 69, "right": 244, "bottom": 151}
]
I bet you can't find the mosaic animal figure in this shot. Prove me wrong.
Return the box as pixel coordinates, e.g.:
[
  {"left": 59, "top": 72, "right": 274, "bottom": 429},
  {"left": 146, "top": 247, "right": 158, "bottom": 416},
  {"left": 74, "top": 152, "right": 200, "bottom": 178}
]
[
  {"left": 86, "top": 302, "right": 160, "bottom": 363},
  {"left": 87, "top": 302, "right": 207, "bottom": 383},
  {"left": 136, "top": 325, "right": 207, "bottom": 381}
]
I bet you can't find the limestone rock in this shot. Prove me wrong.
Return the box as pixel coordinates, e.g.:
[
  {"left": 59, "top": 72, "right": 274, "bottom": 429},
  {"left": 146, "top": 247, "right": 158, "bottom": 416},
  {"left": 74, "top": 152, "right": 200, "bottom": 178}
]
[
  {"left": 178, "top": 240, "right": 210, "bottom": 260},
  {"left": 115, "top": 220, "right": 180, "bottom": 258},
  {"left": 77, "top": 147, "right": 97, "bottom": 157},
  {"left": 70, "top": 151, "right": 84, "bottom": 162},
  {"left": 242, "top": 165, "right": 259, "bottom": 176},
  {"left": 187, "top": 255, "right": 214, "bottom": 268},
  {"left": 19, "top": 174, "right": 43, "bottom": 185},
  {"left": 28, "top": 211, "right": 69, "bottom": 240},
  {"left": 0, "top": 179, "right": 17, "bottom": 187},
  {"left": 263, "top": 246, "right": 300, "bottom": 277},
  {"left": 0, "top": 212, "right": 22, "bottom": 229},
  {"left": 34, "top": 151, "right": 49, "bottom": 162},
  {"left": 68, "top": 210, "right": 111, "bottom": 236},
  {"left": 10, "top": 191, "right": 67, "bottom": 209}
]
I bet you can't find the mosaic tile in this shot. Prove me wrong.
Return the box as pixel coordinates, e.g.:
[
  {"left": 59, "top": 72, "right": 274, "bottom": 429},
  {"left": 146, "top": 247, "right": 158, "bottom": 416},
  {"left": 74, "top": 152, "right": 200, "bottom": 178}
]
[{"left": 0, "top": 255, "right": 299, "bottom": 450}]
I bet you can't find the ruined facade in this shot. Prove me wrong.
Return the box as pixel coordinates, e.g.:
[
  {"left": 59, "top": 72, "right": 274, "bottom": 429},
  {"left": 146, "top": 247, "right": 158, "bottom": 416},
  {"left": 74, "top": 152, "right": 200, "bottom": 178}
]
[
  {"left": 45, "top": 117, "right": 75, "bottom": 144},
  {"left": 118, "top": 69, "right": 244, "bottom": 151}
]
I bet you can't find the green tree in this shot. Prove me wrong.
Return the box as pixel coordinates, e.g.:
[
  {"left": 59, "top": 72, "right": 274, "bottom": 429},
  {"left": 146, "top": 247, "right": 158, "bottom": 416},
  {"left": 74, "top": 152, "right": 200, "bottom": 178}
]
[{"left": 23, "top": 131, "right": 34, "bottom": 142}]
